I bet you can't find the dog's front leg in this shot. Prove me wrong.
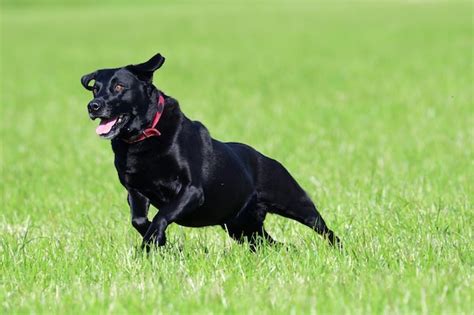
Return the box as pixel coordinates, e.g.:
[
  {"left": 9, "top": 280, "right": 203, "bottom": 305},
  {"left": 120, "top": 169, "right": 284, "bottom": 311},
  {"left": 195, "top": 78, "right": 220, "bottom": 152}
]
[
  {"left": 141, "top": 186, "right": 203, "bottom": 250},
  {"left": 128, "top": 189, "right": 151, "bottom": 237}
]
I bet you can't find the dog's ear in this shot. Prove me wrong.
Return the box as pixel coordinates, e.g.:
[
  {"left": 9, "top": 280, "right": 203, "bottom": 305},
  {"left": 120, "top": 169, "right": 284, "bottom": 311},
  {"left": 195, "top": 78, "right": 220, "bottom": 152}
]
[
  {"left": 81, "top": 71, "right": 97, "bottom": 91},
  {"left": 127, "top": 53, "right": 165, "bottom": 83}
]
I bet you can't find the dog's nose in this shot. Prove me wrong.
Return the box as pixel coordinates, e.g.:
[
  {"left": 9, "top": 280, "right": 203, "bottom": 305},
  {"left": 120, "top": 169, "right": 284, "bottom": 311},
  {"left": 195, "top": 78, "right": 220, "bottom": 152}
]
[{"left": 88, "top": 101, "right": 102, "bottom": 113}]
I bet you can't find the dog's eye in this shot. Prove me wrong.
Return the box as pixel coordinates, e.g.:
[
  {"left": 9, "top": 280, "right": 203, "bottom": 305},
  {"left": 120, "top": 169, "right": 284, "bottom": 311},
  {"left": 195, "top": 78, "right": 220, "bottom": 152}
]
[
  {"left": 93, "top": 87, "right": 98, "bottom": 96},
  {"left": 114, "top": 84, "right": 125, "bottom": 93}
]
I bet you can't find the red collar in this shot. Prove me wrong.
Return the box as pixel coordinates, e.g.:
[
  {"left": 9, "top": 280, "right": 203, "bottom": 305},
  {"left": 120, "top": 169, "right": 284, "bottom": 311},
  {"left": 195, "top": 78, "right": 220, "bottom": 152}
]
[{"left": 123, "top": 93, "right": 166, "bottom": 144}]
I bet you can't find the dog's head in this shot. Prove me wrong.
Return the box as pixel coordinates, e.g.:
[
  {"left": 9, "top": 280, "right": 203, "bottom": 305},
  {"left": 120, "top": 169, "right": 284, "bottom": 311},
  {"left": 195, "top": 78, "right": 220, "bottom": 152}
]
[{"left": 81, "top": 53, "right": 165, "bottom": 140}]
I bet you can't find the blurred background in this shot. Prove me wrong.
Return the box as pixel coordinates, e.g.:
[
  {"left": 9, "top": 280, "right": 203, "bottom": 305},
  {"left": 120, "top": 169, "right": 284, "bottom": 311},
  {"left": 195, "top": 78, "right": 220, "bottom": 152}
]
[{"left": 1, "top": 0, "right": 472, "bottom": 313}]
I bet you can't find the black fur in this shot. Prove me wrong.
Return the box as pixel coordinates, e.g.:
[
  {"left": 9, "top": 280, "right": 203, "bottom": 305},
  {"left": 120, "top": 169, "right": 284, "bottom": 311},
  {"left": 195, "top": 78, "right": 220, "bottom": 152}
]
[{"left": 81, "top": 53, "right": 341, "bottom": 250}]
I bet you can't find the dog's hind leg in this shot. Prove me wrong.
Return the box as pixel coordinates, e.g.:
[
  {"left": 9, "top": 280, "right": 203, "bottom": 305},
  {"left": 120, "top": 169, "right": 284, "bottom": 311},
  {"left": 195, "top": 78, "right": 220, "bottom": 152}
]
[
  {"left": 128, "top": 189, "right": 151, "bottom": 237},
  {"left": 222, "top": 198, "right": 280, "bottom": 250},
  {"left": 256, "top": 158, "right": 342, "bottom": 248},
  {"left": 269, "top": 200, "right": 341, "bottom": 248},
  {"left": 222, "top": 223, "right": 279, "bottom": 251}
]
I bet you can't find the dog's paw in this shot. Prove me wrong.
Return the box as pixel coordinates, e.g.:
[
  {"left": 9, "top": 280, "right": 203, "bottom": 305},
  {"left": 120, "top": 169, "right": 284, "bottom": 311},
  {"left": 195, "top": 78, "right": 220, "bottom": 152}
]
[
  {"left": 141, "top": 234, "right": 167, "bottom": 252},
  {"left": 140, "top": 241, "right": 152, "bottom": 253},
  {"left": 330, "top": 235, "right": 343, "bottom": 251}
]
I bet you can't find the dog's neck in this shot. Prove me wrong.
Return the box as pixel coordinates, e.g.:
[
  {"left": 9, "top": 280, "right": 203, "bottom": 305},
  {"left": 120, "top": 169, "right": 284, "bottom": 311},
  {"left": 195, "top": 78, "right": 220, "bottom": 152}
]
[
  {"left": 121, "top": 90, "right": 166, "bottom": 144},
  {"left": 114, "top": 90, "right": 183, "bottom": 148}
]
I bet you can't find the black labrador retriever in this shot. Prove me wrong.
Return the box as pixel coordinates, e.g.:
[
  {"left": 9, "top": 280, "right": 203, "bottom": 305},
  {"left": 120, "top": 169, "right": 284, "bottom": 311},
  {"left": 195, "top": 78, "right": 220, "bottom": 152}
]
[{"left": 81, "top": 53, "right": 341, "bottom": 250}]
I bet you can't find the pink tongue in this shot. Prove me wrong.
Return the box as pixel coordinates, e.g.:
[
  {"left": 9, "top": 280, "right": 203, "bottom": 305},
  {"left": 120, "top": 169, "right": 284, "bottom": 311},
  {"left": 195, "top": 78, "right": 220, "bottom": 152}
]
[{"left": 96, "top": 117, "right": 118, "bottom": 135}]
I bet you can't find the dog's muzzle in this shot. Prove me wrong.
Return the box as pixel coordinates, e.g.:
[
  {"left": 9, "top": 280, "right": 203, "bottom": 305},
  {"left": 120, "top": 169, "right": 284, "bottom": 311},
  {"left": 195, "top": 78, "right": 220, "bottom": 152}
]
[{"left": 88, "top": 99, "right": 104, "bottom": 116}]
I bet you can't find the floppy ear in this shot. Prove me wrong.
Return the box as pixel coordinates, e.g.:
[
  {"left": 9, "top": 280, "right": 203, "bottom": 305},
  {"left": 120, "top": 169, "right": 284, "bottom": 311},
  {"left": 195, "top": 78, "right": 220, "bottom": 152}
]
[
  {"left": 81, "top": 71, "right": 97, "bottom": 91},
  {"left": 127, "top": 53, "right": 165, "bottom": 82}
]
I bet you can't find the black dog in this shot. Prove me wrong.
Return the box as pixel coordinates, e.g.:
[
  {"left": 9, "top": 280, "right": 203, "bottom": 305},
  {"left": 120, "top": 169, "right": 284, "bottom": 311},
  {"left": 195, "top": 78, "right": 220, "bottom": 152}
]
[{"left": 81, "top": 53, "right": 341, "bottom": 250}]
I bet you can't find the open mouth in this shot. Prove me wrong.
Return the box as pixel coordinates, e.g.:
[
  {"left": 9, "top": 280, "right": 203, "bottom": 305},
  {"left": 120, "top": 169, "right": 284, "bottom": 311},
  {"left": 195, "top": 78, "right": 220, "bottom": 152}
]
[{"left": 96, "top": 114, "right": 128, "bottom": 139}]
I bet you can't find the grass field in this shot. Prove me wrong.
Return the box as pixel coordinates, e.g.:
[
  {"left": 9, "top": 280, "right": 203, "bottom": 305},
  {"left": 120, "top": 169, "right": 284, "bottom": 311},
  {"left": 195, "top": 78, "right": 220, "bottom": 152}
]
[{"left": 1, "top": 1, "right": 473, "bottom": 314}]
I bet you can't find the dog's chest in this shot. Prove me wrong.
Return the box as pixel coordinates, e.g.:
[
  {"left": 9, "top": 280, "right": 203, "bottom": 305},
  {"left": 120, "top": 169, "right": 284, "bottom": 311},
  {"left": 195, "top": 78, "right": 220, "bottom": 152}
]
[{"left": 115, "top": 151, "right": 182, "bottom": 202}]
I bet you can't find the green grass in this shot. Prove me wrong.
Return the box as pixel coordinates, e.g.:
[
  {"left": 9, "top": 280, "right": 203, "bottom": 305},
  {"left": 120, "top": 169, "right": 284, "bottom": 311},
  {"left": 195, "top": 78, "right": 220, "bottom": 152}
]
[{"left": 1, "top": 1, "right": 473, "bottom": 314}]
